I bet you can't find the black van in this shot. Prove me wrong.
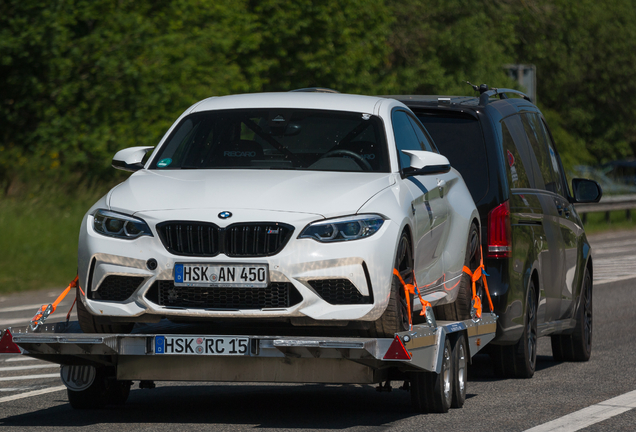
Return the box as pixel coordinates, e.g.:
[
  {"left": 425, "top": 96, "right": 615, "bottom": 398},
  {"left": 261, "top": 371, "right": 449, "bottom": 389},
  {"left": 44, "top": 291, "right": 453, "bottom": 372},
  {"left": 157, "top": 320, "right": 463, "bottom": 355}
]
[{"left": 395, "top": 87, "right": 602, "bottom": 378}]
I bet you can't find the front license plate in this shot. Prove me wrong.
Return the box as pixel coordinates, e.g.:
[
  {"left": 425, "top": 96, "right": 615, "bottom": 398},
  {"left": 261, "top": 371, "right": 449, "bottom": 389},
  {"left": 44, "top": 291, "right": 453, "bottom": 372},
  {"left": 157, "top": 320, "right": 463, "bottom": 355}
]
[
  {"left": 154, "top": 335, "right": 250, "bottom": 356},
  {"left": 174, "top": 263, "right": 268, "bottom": 288}
]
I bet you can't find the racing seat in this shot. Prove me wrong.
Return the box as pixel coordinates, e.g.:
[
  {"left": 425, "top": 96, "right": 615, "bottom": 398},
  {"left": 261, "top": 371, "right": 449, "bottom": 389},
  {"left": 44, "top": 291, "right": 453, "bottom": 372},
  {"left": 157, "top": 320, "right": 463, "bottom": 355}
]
[{"left": 208, "top": 140, "right": 264, "bottom": 167}]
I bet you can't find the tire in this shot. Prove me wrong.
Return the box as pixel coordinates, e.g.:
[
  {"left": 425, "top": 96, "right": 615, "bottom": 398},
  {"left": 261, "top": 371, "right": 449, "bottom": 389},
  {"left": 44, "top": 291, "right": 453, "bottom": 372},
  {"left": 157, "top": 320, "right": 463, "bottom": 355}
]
[
  {"left": 411, "top": 337, "right": 453, "bottom": 413},
  {"left": 551, "top": 268, "right": 592, "bottom": 362},
  {"left": 369, "top": 232, "right": 413, "bottom": 338},
  {"left": 67, "top": 367, "right": 131, "bottom": 409},
  {"left": 77, "top": 289, "right": 135, "bottom": 334},
  {"left": 434, "top": 223, "right": 480, "bottom": 321},
  {"left": 451, "top": 334, "right": 467, "bottom": 408},
  {"left": 67, "top": 367, "right": 109, "bottom": 409},
  {"left": 491, "top": 279, "right": 538, "bottom": 378},
  {"left": 107, "top": 379, "right": 132, "bottom": 405}
]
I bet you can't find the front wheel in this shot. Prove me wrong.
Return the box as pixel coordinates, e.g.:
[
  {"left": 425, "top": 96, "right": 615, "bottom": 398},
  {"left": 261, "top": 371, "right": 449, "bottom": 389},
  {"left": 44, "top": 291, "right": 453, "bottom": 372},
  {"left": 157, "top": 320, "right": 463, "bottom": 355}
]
[
  {"left": 368, "top": 232, "right": 413, "bottom": 338},
  {"left": 491, "top": 279, "right": 538, "bottom": 378},
  {"left": 551, "top": 268, "right": 592, "bottom": 362},
  {"left": 77, "top": 289, "right": 134, "bottom": 334}
]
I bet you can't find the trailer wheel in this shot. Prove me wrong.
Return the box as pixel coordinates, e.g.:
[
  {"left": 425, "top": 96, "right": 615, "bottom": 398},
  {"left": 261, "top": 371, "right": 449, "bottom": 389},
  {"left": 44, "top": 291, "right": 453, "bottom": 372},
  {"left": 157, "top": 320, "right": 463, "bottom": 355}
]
[
  {"left": 411, "top": 337, "right": 453, "bottom": 413},
  {"left": 67, "top": 367, "right": 109, "bottom": 409},
  {"left": 66, "top": 367, "right": 131, "bottom": 409},
  {"left": 551, "top": 268, "right": 592, "bottom": 362},
  {"left": 107, "top": 379, "right": 132, "bottom": 405},
  {"left": 451, "top": 334, "right": 467, "bottom": 408}
]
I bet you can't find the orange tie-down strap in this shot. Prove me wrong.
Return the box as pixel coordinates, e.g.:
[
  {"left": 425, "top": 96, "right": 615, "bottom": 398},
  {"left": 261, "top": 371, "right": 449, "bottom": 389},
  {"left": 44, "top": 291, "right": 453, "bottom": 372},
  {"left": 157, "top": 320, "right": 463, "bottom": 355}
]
[
  {"left": 462, "top": 263, "right": 494, "bottom": 320},
  {"left": 392, "top": 269, "right": 432, "bottom": 327},
  {"left": 30, "top": 275, "right": 80, "bottom": 327}
]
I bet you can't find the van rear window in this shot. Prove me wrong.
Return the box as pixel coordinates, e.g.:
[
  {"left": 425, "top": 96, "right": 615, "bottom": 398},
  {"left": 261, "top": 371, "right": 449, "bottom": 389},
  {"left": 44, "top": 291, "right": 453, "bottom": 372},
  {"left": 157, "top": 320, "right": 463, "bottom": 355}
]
[{"left": 415, "top": 113, "right": 489, "bottom": 203}]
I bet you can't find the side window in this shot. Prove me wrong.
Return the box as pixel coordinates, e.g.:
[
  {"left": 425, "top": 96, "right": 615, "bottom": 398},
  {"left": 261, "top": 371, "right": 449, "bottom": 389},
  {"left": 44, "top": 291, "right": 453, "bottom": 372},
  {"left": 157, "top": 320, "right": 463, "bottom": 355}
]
[
  {"left": 392, "top": 109, "right": 425, "bottom": 169},
  {"left": 407, "top": 115, "right": 435, "bottom": 152},
  {"left": 538, "top": 118, "right": 567, "bottom": 197},
  {"left": 521, "top": 113, "right": 562, "bottom": 195},
  {"left": 501, "top": 119, "right": 532, "bottom": 189}
]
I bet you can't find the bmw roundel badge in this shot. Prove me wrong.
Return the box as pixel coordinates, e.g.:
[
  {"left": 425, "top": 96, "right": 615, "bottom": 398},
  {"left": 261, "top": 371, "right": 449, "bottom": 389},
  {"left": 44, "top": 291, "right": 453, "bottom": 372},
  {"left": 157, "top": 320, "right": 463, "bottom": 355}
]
[{"left": 218, "top": 211, "right": 232, "bottom": 219}]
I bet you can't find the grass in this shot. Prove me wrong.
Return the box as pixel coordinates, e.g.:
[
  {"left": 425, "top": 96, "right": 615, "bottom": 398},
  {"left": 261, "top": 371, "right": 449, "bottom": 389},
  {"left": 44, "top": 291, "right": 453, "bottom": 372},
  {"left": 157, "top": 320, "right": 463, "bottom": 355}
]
[
  {"left": 1, "top": 183, "right": 634, "bottom": 295},
  {"left": 0, "top": 184, "right": 111, "bottom": 294},
  {"left": 582, "top": 209, "right": 636, "bottom": 234}
]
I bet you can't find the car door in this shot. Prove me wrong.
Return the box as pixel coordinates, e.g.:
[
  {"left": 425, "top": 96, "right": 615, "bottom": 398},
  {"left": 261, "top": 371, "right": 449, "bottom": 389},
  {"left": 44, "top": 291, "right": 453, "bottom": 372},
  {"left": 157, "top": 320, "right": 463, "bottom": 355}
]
[
  {"left": 392, "top": 108, "right": 449, "bottom": 289},
  {"left": 520, "top": 112, "right": 569, "bottom": 322},
  {"left": 536, "top": 116, "right": 580, "bottom": 318}
]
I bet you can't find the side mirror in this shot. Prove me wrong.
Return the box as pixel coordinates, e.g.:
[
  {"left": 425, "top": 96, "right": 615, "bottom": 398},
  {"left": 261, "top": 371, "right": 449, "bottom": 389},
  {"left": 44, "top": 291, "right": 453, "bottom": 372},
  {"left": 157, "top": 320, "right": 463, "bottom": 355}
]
[
  {"left": 571, "top": 178, "right": 603, "bottom": 203},
  {"left": 112, "top": 146, "right": 155, "bottom": 172},
  {"left": 401, "top": 150, "right": 451, "bottom": 177}
]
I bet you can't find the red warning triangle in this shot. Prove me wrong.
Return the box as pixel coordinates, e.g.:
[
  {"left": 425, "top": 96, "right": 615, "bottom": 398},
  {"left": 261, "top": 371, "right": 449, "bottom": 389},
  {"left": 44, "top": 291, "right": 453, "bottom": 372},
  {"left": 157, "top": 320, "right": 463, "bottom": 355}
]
[
  {"left": 383, "top": 335, "right": 412, "bottom": 360},
  {"left": 0, "top": 330, "right": 22, "bottom": 354}
]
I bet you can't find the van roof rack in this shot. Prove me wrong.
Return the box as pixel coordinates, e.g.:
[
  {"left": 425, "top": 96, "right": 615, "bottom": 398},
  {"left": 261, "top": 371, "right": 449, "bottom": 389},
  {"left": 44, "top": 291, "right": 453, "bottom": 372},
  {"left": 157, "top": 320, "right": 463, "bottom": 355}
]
[
  {"left": 289, "top": 87, "right": 340, "bottom": 93},
  {"left": 467, "top": 82, "right": 531, "bottom": 105}
]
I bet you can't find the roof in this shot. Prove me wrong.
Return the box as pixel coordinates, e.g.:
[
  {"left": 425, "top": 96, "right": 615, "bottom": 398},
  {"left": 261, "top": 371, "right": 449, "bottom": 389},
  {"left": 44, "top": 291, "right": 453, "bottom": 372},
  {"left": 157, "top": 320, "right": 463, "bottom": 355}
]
[{"left": 191, "top": 92, "right": 392, "bottom": 114}]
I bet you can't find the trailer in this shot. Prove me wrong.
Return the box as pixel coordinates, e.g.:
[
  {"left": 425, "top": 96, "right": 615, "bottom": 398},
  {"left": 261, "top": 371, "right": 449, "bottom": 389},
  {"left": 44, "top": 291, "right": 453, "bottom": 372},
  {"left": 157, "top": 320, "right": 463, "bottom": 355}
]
[{"left": 1, "top": 313, "right": 496, "bottom": 413}]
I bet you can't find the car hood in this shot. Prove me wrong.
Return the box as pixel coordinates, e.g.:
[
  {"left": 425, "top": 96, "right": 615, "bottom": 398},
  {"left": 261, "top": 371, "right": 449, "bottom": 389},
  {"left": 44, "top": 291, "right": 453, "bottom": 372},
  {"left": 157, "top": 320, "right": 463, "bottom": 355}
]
[{"left": 108, "top": 169, "right": 396, "bottom": 218}]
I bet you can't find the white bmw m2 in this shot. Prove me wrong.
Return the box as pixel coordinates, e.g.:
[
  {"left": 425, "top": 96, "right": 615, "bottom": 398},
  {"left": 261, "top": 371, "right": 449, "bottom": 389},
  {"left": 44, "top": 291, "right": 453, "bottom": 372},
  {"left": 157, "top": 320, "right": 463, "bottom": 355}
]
[{"left": 77, "top": 92, "right": 481, "bottom": 336}]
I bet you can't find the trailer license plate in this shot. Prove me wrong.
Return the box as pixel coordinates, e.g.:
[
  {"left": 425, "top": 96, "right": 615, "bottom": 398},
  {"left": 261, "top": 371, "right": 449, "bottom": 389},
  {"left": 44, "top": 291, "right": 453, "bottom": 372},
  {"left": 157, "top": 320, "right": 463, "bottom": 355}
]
[
  {"left": 154, "top": 335, "right": 250, "bottom": 356},
  {"left": 174, "top": 263, "right": 268, "bottom": 287}
]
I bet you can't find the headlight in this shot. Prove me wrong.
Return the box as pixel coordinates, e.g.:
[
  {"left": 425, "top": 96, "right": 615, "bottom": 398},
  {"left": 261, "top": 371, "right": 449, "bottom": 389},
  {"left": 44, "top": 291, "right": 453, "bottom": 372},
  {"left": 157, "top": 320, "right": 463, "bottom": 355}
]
[
  {"left": 93, "top": 209, "right": 153, "bottom": 239},
  {"left": 299, "top": 214, "right": 384, "bottom": 242}
]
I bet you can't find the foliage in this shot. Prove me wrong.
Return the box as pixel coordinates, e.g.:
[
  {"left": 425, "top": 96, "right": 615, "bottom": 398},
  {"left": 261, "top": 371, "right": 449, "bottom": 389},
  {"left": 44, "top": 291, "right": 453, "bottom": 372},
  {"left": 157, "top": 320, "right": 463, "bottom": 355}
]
[
  {"left": 3, "top": 0, "right": 636, "bottom": 192},
  {"left": 512, "top": 0, "right": 636, "bottom": 163}
]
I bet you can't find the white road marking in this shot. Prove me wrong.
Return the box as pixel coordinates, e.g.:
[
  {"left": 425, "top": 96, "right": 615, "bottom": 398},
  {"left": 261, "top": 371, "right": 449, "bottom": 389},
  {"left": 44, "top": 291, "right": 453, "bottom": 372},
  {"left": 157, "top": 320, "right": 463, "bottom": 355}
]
[
  {"left": 0, "top": 385, "right": 66, "bottom": 404},
  {"left": 4, "top": 356, "right": 42, "bottom": 362},
  {"left": 0, "top": 303, "right": 46, "bottom": 313},
  {"left": 0, "top": 318, "right": 32, "bottom": 326},
  {"left": 524, "top": 389, "right": 636, "bottom": 432},
  {"left": 0, "top": 364, "right": 58, "bottom": 372},
  {"left": 0, "top": 387, "right": 39, "bottom": 392},
  {"left": 595, "top": 274, "right": 636, "bottom": 286},
  {"left": 593, "top": 245, "right": 636, "bottom": 255},
  {"left": 590, "top": 253, "right": 636, "bottom": 284},
  {"left": 0, "top": 373, "right": 59, "bottom": 382}
]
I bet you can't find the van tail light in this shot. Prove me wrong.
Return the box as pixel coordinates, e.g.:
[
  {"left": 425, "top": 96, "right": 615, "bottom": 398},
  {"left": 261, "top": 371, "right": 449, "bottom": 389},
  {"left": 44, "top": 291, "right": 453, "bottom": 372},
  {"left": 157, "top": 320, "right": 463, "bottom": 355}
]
[{"left": 487, "top": 201, "right": 512, "bottom": 258}]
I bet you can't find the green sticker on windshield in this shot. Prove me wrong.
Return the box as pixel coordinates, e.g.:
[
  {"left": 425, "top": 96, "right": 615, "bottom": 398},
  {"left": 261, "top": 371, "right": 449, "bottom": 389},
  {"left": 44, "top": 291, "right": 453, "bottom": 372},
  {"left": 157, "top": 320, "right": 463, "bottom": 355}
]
[{"left": 157, "top": 158, "right": 172, "bottom": 168}]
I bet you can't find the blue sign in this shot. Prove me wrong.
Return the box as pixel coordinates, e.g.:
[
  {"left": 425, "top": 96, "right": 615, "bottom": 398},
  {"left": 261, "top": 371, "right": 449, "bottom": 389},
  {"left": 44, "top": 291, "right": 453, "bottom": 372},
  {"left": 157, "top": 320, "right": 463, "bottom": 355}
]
[
  {"left": 155, "top": 335, "right": 165, "bottom": 354},
  {"left": 175, "top": 264, "right": 184, "bottom": 283}
]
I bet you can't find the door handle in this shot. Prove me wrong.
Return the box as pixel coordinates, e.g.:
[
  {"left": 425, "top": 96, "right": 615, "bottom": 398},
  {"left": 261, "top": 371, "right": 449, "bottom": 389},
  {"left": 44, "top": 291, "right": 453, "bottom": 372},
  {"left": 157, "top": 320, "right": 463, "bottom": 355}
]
[{"left": 437, "top": 179, "right": 446, "bottom": 197}]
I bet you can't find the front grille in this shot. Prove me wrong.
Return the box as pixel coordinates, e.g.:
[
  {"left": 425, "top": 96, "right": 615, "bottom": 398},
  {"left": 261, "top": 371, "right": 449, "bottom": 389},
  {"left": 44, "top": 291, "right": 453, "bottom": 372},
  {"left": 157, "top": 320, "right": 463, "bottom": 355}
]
[
  {"left": 157, "top": 222, "right": 220, "bottom": 257},
  {"left": 157, "top": 222, "right": 293, "bottom": 257},
  {"left": 225, "top": 223, "right": 293, "bottom": 257},
  {"left": 149, "top": 280, "right": 302, "bottom": 309},
  {"left": 308, "top": 279, "right": 370, "bottom": 305},
  {"left": 94, "top": 276, "right": 144, "bottom": 301}
]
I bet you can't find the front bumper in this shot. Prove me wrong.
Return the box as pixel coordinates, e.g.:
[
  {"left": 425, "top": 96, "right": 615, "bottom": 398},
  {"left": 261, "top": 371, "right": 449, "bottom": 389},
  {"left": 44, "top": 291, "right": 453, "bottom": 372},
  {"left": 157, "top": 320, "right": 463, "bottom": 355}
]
[{"left": 78, "top": 209, "right": 400, "bottom": 323}]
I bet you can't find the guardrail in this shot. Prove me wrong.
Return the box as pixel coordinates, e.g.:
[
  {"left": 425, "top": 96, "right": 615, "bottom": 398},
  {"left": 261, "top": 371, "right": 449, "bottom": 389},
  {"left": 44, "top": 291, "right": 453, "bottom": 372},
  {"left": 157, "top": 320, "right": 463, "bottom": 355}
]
[{"left": 575, "top": 194, "right": 636, "bottom": 223}]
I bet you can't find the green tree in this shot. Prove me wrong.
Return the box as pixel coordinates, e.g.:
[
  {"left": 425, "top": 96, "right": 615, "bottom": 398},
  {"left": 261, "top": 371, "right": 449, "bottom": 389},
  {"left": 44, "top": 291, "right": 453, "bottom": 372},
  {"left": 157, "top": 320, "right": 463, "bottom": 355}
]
[{"left": 513, "top": 0, "right": 636, "bottom": 164}]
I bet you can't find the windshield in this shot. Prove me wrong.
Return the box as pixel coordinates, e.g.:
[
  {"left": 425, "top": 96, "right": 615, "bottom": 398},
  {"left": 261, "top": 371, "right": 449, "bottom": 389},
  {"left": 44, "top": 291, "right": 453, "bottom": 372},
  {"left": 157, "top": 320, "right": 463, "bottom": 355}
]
[{"left": 150, "top": 109, "right": 390, "bottom": 172}]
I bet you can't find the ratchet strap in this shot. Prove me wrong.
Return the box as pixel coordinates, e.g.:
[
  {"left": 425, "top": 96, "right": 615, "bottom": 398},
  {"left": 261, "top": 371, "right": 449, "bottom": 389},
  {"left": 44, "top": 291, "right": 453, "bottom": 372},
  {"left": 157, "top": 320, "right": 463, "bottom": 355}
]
[
  {"left": 30, "top": 275, "right": 79, "bottom": 330},
  {"left": 392, "top": 268, "right": 432, "bottom": 327},
  {"left": 462, "top": 245, "right": 494, "bottom": 320}
]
